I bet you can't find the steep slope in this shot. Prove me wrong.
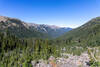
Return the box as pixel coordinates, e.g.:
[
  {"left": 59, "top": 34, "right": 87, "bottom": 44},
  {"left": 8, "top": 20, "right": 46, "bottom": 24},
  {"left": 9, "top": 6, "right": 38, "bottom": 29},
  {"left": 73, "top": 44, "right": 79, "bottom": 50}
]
[
  {"left": 59, "top": 17, "right": 100, "bottom": 46},
  {"left": 0, "top": 16, "right": 49, "bottom": 38}
]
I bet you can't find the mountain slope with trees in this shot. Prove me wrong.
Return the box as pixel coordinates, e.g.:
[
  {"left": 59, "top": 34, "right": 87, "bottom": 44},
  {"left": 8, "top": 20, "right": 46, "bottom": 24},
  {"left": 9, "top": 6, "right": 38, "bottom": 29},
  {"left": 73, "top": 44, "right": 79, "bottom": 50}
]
[{"left": 58, "top": 17, "right": 100, "bottom": 47}]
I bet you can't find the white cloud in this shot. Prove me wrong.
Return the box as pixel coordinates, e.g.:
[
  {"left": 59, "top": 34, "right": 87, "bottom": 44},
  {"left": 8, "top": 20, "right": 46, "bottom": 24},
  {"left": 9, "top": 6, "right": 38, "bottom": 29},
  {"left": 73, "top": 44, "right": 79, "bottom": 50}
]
[{"left": 57, "top": 24, "right": 80, "bottom": 28}]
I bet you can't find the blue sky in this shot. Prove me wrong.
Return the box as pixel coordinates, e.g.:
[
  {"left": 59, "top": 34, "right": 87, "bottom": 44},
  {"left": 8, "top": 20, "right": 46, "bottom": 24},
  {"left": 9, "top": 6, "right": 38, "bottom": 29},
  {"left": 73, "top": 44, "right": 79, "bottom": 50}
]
[{"left": 0, "top": 0, "right": 100, "bottom": 28}]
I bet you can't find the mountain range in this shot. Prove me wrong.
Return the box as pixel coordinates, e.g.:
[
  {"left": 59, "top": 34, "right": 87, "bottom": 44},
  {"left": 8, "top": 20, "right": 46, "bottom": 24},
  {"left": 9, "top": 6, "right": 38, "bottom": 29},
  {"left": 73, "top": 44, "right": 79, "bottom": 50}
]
[{"left": 0, "top": 16, "right": 72, "bottom": 38}]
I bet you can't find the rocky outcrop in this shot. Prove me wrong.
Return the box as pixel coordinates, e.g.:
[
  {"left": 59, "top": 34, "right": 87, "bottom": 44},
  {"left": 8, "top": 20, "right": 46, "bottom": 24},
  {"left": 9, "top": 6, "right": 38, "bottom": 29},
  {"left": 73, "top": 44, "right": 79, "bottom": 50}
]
[{"left": 31, "top": 52, "right": 90, "bottom": 67}]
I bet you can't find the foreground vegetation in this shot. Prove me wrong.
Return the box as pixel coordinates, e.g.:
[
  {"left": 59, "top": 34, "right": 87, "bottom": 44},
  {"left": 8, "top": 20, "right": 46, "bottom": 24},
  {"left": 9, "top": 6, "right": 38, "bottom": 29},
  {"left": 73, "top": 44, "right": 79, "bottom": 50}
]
[
  {"left": 0, "top": 32, "right": 60, "bottom": 67},
  {"left": 0, "top": 31, "right": 100, "bottom": 67}
]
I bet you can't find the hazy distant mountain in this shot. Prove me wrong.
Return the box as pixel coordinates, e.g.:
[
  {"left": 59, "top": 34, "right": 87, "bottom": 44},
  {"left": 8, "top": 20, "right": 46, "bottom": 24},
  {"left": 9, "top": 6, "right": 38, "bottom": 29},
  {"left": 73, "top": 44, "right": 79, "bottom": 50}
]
[
  {"left": 0, "top": 16, "right": 72, "bottom": 38},
  {"left": 28, "top": 23, "right": 72, "bottom": 38}
]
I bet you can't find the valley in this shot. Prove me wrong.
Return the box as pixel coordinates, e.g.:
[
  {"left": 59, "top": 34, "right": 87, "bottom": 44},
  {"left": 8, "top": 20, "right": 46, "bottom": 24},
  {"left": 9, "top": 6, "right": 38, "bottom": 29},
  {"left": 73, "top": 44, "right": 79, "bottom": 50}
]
[
  {"left": 0, "top": 16, "right": 100, "bottom": 67},
  {"left": 0, "top": 0, "right": 100, "bottom": 67}
]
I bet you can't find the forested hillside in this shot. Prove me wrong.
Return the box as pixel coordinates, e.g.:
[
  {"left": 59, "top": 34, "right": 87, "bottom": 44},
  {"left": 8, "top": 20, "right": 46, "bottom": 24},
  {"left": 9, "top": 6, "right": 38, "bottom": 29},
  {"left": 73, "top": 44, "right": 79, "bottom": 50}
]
[{"left": 58, "top": 17, "right": 100, "bottom": 46}]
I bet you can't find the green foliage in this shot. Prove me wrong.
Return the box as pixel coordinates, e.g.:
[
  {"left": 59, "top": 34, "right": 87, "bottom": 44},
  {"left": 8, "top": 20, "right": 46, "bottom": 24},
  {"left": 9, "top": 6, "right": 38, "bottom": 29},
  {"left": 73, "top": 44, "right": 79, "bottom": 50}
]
[
  {"left": 33, "top": 39, "right": 60, "bottom": 60},
  {"left": 88, "top": 47, "right": 100, "bottom": 67}
]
